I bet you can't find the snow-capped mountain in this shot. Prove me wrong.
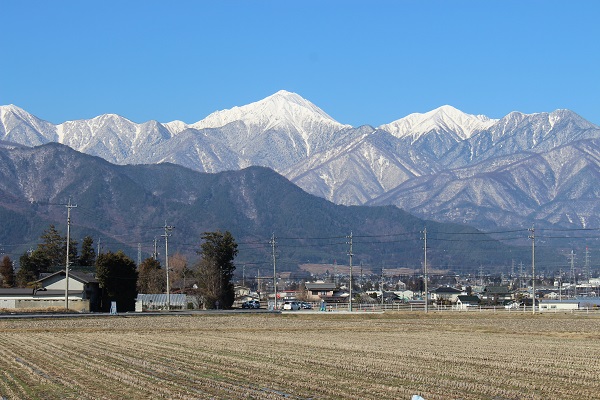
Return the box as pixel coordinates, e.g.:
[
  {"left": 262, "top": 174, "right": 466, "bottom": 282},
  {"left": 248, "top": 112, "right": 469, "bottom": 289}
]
[
  {"left": 1, "top": 91, "right": 600, "bottom": 230},
  {"left": 380, "top": 105, "right": 496, "bottom": 141}
]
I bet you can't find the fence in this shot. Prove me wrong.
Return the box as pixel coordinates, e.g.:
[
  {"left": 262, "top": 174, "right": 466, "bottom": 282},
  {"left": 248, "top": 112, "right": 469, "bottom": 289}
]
[{"left": 315, "top": 302, "right": 600, "bottom": 315}]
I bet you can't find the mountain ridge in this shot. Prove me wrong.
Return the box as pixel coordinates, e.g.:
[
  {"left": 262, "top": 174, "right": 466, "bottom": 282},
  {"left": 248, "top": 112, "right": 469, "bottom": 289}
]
[
  {"left": 0, "top": 142, "right": 542, "bottom": 274},
  {"left": 1, "top": 91, "right": 599, "bottom": 231}
]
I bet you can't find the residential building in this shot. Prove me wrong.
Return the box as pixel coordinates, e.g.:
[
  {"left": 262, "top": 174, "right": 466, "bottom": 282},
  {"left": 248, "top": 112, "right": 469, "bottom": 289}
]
[
  {"left": 0, "top": 270, "right": 100, "bottom": 312},
  {"left": 455, "top": 295, "right": 480, "bottom": 310}
]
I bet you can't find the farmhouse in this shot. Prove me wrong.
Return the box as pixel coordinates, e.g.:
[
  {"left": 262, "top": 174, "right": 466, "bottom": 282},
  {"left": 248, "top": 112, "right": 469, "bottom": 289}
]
[
  {"left": 455, "top": 295, "right": 480, "bottom": 309},
  {"left": 481, "top": 286, "right": 513, "bottom": 305},
  {"left": 431, "top": 286, "right": 463, "bottom": 305},
  {"left": 0, "top": 270, "right": 100, "bottom": 312},
  {"left": 305, "top": 282, "right": 348, "bottom": 302}
]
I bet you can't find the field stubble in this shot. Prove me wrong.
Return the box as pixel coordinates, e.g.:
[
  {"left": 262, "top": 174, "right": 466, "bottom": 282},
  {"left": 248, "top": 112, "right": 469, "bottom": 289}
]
[{"left": 0, "top": 312, "right": 599, "bottom": 399}]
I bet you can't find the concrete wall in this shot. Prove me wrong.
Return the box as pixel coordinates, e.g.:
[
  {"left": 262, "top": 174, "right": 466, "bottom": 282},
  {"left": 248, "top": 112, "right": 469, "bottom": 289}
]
[
  {"left": 0, "top": 299, "right": 16, "bottom": 309},
  {"left": 2, "top": 299, "right": 90, "bottom": 312}
]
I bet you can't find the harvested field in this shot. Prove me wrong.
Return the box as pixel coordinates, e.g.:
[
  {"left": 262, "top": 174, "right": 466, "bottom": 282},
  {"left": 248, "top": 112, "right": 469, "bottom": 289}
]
[{"left": 1, "top": 312, "right": 599, "bottom": 399}]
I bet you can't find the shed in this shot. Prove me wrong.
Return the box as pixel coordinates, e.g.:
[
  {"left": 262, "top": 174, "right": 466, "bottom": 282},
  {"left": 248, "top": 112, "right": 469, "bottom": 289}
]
[{"left": 538, "top": 300, "right": 579, "bottom": 312}]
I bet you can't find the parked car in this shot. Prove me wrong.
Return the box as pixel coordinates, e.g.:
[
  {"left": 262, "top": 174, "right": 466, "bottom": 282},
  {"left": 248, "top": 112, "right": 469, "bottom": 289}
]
[
  {"left": 301, "top": 301, "right": 312, "bottom": 309},
  {"left": 241, "top": 300, "right": 260, "bottom": 309},
  {"left": 282, "top": 301, "right": 301, "bottom": 310}
]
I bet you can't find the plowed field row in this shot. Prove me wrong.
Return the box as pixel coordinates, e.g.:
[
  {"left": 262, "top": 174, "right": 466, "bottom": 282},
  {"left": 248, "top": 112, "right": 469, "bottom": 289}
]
[{"left": 0, "top": 312, "right": 599, "bottom": 399}]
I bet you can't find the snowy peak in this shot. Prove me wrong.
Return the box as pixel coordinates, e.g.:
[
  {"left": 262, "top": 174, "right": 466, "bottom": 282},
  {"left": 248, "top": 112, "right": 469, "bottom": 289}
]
[
  {"left": 0, "top": 104, "right": 57, "bottom": 143},
  {"left": 191, "top": 90, "right": 347, "bottom": 133},
  {"left": 379, "top": 105, "right": 497, "bottom": 141}
]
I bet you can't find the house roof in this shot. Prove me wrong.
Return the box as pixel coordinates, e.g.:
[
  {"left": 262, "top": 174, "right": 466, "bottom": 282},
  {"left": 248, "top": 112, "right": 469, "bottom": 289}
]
[
  {"left": 457, "top": 295, "right": 480, "bottom": 303},
  {"left": 0, "top": 288, "right": 36, "bottom": 295},
  {"left": 483, "top": 286, "right": 510, "bottom": 293},
  {"left": 433, "top": 286, "right": 462, "bottom": 294},
  {"left": 0, "top": 288, "right": 84, "bottom": 297},
  {"left": 305, "top": 282, "right": 337, "bottom": 291},
  {"left": 38, "top": 270, "right": 98, "bottom": 284}
]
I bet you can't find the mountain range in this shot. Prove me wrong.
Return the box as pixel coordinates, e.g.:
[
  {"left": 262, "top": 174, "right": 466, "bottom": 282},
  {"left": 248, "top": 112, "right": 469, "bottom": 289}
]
[
  {"left": 2, "top": 90, "right": 600, "bottom": 231},
  {"left": 0, "top": 142, "right": 538, "bottom": 275}
]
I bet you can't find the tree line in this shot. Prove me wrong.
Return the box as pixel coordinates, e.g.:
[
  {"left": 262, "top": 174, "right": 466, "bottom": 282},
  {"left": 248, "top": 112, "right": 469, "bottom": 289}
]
[{"left": 0, "top": 226, "right": 238, "bottom": 312}]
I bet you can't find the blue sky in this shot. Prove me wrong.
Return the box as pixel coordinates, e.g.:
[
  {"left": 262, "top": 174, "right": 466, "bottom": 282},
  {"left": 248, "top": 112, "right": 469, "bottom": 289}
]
[{"left": 1, "top": 1, "right": 599, "bottom": 127}]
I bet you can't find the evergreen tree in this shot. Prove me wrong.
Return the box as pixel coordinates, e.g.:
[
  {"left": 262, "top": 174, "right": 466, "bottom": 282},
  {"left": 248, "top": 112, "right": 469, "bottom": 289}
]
[
  {"left": 79, "top": 236, "right": 96, "bottom": 267},
  {"left": 195, "top": 231, "right": 238, "bottom": 309},
  {"left": 137, "top": 257, "right": 165, "bottom": 294},
  {"left": 96, "top": 251, "right": 138, "bottom": 312},
  {"left": 0, "top": 256, "right": 15, "bottom": 288},
  {"left": 16, "top": 251, "right": 50, "bottom": 286},
  {"left": 38, "top": 225, "right": 66, "bottom": 269},
  {"left": 26, "top": 225, "right": 79, "bottom": 272}
]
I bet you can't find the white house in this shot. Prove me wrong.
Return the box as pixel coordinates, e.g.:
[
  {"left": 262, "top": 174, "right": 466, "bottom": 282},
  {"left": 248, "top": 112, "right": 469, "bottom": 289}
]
[
  {"left": 455, "top": 295, "right": 480, "bottom": 310},
  {"left": 0, "top": 270, "right": 99, "bottom": 312}
]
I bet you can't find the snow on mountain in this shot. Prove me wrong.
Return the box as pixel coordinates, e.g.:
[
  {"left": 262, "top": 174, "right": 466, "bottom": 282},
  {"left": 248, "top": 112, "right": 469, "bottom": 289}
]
[
  {"left": 379, "top": 105, "right": 497, "bottom": 142},
  {"left": 2, "top": 93, "right": 600, "bottom": 230},
  {"left": 0, "top": 104, "right": 57, "bottom": 144},
  {"left": 191, "top": 90, "right": 350, "bottom": 158},
  {"left": 370, "top": 138, "right": 600, "bottom": 229},
  {"left": 162, "top": 120, "right": 189, "bottom": 136},
  {"left": 193, "top": 90, "right": 345, "bottom": 131},
  {"left": 441, "top": 109, "right": 600, "bottom": 169}
]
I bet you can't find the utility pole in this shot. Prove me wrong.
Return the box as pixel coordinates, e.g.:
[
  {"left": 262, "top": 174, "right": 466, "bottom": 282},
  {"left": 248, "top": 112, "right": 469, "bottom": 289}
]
[
  {"left": 333, "top": 260, "right": 337, "bottom": 286},
  {"left": 271, "top": 233, "right": 277, "bottom": 310},
  {"left": 569, "top": 250, "right": 576, "bottom": 298},
  {"left": 511, "top": 259, "right": 515, "bottom": 282},
  {"left": 519, "top": 262, "right": 524, "bottom": 289},
  {"left": 162, "top": 223, "right": 174, "bottom": 311},
  {"left": 65, "top": 198, "right": 77, "bottom": 310},
  {"left": 153, "top": 237, "right": 158, "bottom": 260},
  {"left": 423, "top": 228, "right": 428, "bottom": 313},
  {"left": 559, "top": 268, "right": 562, "bottom": 301},
  {"left": 585, "top": 246, "right": 591, "bottom": 297},
  {"left": 347, "top": 232, "right": 353, "bottom": 312},
  {"left": 137, "top": 243, "right": 142, "bottom": 266},
  {"left": 381, "top": 267, "right": 384, "bottom": 308},
  {"left": 360, "top": 261, "right": 363, "bottom": 290},
  {"left": 479, "top": 265, "right": 484, "bottom": 286},
  {"left": 529, "top": 225, "right": 535, "bottom": 314}
]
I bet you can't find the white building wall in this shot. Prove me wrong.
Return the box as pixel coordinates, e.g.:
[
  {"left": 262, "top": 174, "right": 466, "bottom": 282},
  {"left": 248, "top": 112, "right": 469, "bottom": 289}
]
[{"left": 45, "top": 277, "right": 85, "bottom": 291}]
